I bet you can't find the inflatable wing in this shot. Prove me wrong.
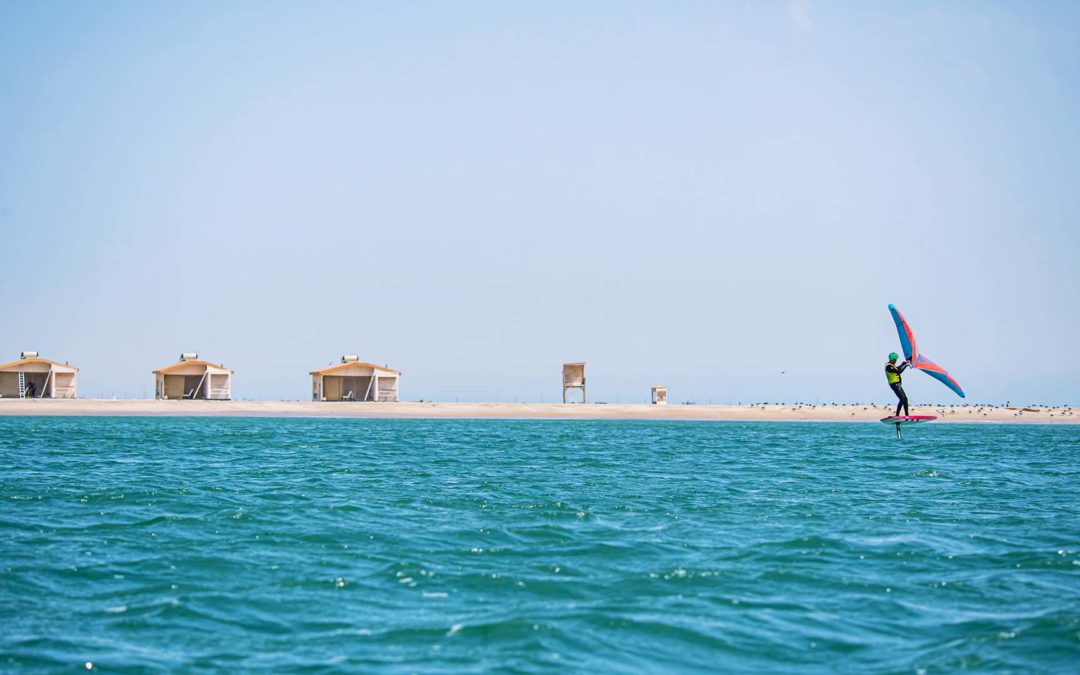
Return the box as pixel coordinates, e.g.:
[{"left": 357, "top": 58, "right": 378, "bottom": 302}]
[
  {"left": 888, "top": 304, "right": 965, "bottom": 398},
  {"left": 889, "top": 304, "right": 918, "bottom": 361},
  {"left": 911, "top": 354, "right": 965, "bottom": 398}
]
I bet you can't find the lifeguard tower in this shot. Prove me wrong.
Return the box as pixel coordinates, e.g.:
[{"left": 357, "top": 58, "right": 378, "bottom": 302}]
[
  {"left": 562, "top": 362, "right": 586, "bottom": 403},
  {"left": 651, "top": 385, "right": 668, "bottom": 405}
]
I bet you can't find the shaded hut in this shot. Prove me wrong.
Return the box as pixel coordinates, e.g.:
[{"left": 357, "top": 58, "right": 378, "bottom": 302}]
[
  {"left": 0, "top": 352, "right": 78, "bottom": 399},
  {"left": 153, "top": 353, "right": 233, "bottom": 400},
  {"left": 651, "top": 385, "right": 668, "bottom": 405},
  {"left": 311, "top": 356, "right": 400, "bottom": 402},
  {"left": 562, "top": 362, "right": 586, "bottom": 403}
]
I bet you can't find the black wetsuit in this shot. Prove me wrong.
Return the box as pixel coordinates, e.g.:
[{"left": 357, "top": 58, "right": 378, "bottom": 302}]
[{"left": 886, "top": 361, "right": 910, "bottom": 416}]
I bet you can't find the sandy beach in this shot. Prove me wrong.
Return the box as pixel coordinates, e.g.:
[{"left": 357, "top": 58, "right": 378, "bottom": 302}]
[{"left": 0, "top": 399, "right": 1076, "bottom": 423}]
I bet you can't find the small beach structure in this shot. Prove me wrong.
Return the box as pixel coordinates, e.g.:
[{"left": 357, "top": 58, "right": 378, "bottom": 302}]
[
  {"left": 310, "top": 356, "right": 400, "bottom": 402},
  {"left": 0, "top": 352, "right": 78, "bottom": 399},
  {"left": 153, "top": 353, "right": 233, "bottom": 400},
  {"left": 562, "top": 362, "right": 586, "bottom": 403},
  {"left": 651, "top": 385, "right": 668, "bottom": 405}
]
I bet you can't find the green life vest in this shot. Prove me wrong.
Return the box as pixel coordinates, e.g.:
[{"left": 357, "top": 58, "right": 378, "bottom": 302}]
[{"left": 885, "top": 362, "right": 901, "bottom": 385}]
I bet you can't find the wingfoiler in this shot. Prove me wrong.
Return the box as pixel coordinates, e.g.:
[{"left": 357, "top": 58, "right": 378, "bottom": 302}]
[{"left": 883, "top": 304, "right": 965, "bottom": 437}]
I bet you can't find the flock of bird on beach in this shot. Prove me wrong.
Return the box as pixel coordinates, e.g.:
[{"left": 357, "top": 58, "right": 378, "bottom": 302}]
[{"left": 739, "top": 403, "right": 1076, "bottom": 419}]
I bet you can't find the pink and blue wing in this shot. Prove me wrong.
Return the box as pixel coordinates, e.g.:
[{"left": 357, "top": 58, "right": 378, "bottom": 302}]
[
  {"left": 913, "top": 354, "right": 966, "bottom": 398},
  {"left": 888, "top": 304, "right": 917, "bottom": 361}
]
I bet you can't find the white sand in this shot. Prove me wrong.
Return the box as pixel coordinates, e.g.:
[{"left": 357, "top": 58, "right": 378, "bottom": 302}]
[{"left": 0, "top": 399, "right": 1076, "bottom": 423}]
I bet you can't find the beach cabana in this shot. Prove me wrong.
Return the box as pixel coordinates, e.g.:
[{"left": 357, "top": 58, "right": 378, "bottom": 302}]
[
  {"left": 651, "top": 385, "right": 668, "bottom": 405},
  {"left": 562, "top": 362, "right": 586, "bottom": 403},
  {"left": 0, "top": 352, "right": 78, "bottom": 399},
  {"left": 311, "top": 356, "right": 400, "bottom": 402},
  {"left": 153, "top": 353, "right": 233, "bottom": 400}
]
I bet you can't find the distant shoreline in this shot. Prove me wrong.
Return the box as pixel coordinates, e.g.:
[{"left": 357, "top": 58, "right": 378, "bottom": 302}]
[{"left": 0, "top": 400, "right": 1075, "bottom": 424}]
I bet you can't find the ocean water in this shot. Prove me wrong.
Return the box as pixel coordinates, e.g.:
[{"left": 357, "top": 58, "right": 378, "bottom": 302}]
[{"left": 1, "top": 417, "right": 1078, "bottom": 673}]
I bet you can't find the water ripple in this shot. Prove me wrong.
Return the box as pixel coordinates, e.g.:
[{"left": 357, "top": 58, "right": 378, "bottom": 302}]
[{"left": 1, "top": 417, "right": 1078, "bottom": 672}]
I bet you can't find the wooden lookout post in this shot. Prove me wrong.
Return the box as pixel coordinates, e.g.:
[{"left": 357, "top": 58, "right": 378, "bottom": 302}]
[
  {"left": 651, "top": 385, "right": 668, "bottom": 405},
  {"left": 562, "top": 362, "right": 586, "bottom": 403}
]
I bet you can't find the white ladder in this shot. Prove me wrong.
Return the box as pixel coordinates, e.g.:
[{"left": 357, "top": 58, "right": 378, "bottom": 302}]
[{"left": 17, "top": 372, "right": 26, "bottom": 399}]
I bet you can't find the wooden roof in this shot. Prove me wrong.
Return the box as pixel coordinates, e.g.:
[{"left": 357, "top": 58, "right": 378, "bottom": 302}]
[
  {"left": 0, "top": 357, "right": 78, "bottom": 372},
  {"left": 310, "top": 361, "right": 401, "bottom": 376},
  {"left": 153, "top": 360, "right": 234, "bottom": 375}
]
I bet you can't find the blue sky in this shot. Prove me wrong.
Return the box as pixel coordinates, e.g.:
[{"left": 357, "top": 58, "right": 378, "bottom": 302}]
[{"left": 1, "top": 1, "right": 1077, "bottom": 404}]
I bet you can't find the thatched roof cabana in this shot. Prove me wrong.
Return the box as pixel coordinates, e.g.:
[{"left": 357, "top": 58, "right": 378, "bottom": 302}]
[
  {"left": 0, "top": 352, "right": 78, "bottom": 399},
  {"left": 311, "top": 356, "right": 400, "bottom": 402},
  {"left": 153, "top": 353, "right": 233, "bottom": 400}
]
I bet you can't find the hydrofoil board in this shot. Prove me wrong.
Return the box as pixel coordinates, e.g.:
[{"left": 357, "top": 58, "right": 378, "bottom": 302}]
[
  {"left": 879, "top": 415, "right": 937, "bottom": 425},
  {"left": 880, "top": 415, "right": 937, "bottom": 438}
]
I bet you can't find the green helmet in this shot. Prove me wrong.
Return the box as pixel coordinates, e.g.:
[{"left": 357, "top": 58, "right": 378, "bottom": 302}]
[{"left": 888, "top": 352, "right": 899, "bottom": 361}]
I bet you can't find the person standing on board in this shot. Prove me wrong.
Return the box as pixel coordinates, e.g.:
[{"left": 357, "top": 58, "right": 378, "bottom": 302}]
[{"left": 885, "top": 352, "right": 911, "bottom": 417}]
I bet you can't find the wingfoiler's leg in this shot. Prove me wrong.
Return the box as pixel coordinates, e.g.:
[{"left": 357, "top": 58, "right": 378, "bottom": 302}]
[{"left": 891, "top": 383, "right": 909, "bottom": 417}]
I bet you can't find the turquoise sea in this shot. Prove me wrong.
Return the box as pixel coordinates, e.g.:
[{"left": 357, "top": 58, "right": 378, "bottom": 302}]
[{"left": 1, "top": 417, "right": 1078, "bottom": 672}]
